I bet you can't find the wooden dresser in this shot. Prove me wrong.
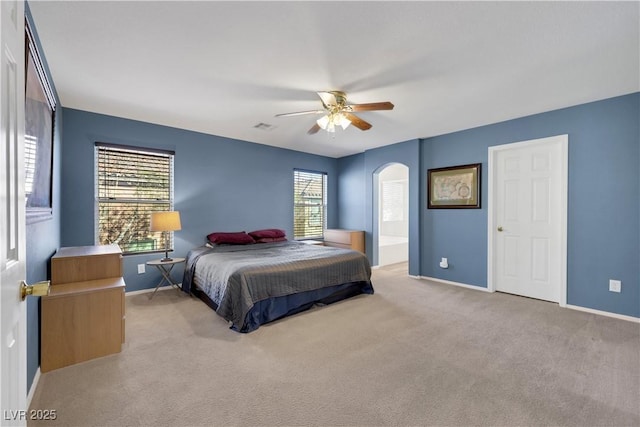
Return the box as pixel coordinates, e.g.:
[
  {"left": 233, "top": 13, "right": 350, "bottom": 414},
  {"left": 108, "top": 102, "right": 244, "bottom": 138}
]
[
  {"left": 41, "top": 245, "right": 125, "bottom": 372},
  {"left": 324, "top": 229, "right": 365, "bottom": 253}
]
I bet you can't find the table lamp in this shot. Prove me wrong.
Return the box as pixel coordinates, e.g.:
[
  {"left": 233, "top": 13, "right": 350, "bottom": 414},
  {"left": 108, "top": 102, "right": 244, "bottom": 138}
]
[{"left": 150, "top": 211, "right": 181, "bottom": 262}]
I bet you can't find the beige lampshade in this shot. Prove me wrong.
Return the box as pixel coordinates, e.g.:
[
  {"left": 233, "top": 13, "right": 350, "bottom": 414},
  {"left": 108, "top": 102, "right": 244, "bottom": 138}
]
[{"left": 150, "top": 211, "right": 182, "bottom": 232}]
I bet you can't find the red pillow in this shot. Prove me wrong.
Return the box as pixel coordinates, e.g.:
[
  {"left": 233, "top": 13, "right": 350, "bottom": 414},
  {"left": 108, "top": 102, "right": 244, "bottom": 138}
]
[
  {"left": 207, "top": 231, "right": 255, "bottom": 245},
  {"left": 254, "top": 236, "right": 287, "bottom": 243},
  {"left": 248, "top": 228, "right": 286, "bottom": 239}
]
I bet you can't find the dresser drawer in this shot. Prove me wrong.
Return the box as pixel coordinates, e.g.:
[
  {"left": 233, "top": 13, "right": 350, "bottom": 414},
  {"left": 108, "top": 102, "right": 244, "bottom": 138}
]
[
  {"left": 41, "top": 279, "right": 125, "bottom": 372},
  {"left": 51, "top": 244, "right": 122, "bottom": 285}
]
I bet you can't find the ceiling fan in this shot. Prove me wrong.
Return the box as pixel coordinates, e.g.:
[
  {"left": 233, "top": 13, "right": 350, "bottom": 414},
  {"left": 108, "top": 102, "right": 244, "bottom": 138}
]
[{"left": 275, "top": 91, "right": 394, "bottom": 134}]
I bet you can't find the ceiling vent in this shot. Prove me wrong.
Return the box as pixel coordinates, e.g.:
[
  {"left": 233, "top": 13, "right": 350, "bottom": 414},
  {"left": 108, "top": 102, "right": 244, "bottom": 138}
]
[{"left": 254, "top": 122, "right": 276, "bottom": 131}]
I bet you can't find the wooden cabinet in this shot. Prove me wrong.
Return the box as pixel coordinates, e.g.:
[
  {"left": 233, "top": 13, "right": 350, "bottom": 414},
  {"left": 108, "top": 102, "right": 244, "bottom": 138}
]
[
  {"left": 324, "top": 229, "right": 365, "bottom": 253},
  {"left": 41, "top": 245, "right": 125, "bottom": 372}
]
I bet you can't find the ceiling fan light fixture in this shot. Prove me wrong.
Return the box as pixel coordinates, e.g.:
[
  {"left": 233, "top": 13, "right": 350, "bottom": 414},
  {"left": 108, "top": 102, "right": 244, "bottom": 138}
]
[
  {"left": 336, "top": 113, "right": 351, "bottom": 130},
  {"left": 317, "top": 112, "right": 350, "bottom": 133},
  {"left": 317, "top": 115, "right": 330, "bottom": 130},
  {"left": 278, "top": 91, "right": 391, "bottom": 135}
]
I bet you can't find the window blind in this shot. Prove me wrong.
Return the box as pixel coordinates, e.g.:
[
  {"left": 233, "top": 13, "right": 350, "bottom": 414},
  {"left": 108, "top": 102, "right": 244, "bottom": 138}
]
[
  {"left": 382, "top": 180, "right": 405, "bottom": 222},
  {"left": 96, "top": 144, "right": 174, "bottom": 254},
  {"left": 293, "top": 169, "right": 327, "bottom": 240},
  {"left": 24, "top": 135, "right": 37, "bottom": 198}
]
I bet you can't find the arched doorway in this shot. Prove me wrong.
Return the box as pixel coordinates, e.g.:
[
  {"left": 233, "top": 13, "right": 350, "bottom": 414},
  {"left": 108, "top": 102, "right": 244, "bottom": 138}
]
[{"left": 376, "top": 163, "right": 409, "bottom": 271}]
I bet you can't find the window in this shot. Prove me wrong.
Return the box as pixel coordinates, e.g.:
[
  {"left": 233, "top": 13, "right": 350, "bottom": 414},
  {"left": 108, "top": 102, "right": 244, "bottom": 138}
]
[
  {"left": 293, "top": 169, "right": 327, "bottom": 240},
  {"left": 381, "top": 179, "right": 406, "bottom": 222},
  {"left": 95, "top": 143, "right": 175, "bottom": 254},
  {"left": 25, "top": 19, "right": 56, "bottom": 222}
]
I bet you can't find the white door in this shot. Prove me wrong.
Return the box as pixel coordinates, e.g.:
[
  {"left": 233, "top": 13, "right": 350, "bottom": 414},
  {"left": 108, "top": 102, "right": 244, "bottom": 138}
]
[
  {"left": 488, "top": 135, "right": 568, "bottom": 304},
  {"left": 1, "top": 0, "right": 27, "bottom": 425}
]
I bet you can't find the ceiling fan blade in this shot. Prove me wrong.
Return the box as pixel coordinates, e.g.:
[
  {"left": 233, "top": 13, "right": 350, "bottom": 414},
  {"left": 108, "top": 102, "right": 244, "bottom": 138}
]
[
  {"left": 275, "top": 110, "right": 325, "bottom": 118},
  {"left": 307, "top": 123, "right": 321, "bottom": 134},
  {"left": 317, "top": 91, "right": 338, "bottom": 108},
  {"left": 348, "top": 102, "right": 394, "bottom": 112},
  {"left": 344, "top": 113, "right": 372, "bottom": 131}
]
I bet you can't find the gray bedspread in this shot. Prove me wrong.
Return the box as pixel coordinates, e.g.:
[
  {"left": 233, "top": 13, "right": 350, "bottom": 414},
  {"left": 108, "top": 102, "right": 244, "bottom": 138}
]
[{"left": 182, "top": 241, "right": 372, "bottom": 329}]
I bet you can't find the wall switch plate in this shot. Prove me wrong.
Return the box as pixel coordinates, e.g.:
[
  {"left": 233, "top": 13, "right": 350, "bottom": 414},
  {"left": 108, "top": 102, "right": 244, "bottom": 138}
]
[
  {"left": 137, "top": 264, "right": 145, "bottom": 274},
  {"left": 609, "top": 279, "right": 621, "bottom": 293}
]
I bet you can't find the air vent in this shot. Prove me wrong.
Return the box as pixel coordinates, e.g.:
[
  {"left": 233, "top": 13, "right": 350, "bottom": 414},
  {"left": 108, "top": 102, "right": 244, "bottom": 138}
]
[{"left": 254, "top": 122, "right": 276, "bottom": 131}]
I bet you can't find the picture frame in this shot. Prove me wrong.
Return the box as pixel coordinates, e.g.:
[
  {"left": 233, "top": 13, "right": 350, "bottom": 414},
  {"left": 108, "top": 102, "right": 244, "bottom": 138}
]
[
  {"left": 427, "top": 163, "right": 481, "bottom": 209},
  {"left": 25, "top": 20, "right": 56, "bottom": 223}
]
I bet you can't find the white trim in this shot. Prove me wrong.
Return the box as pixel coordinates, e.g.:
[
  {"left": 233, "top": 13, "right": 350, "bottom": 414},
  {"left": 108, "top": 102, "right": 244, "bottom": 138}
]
[
  {"left": 565, "top": 304, "right": 640, "bottom": 323},
  {"left": 558, "top": 136, "right": 569, "bottom": 307},
  {"left": 371, "top": 265, "right": 380, "bottom": 270},
  {"left": 419, "top": 277, "right": 638, "bottom": 322},
  {"left": 27, "top": 367, "right": 41, "bottom": 408},
  {"left": 125, "top": 285, "right": 181, "bottom": 296},
  {"left": 487, "top": 146, "right": 496, "bottom": 291},
  {"left": 418, "top": 276, "right": 492, "bottom": 292},
  {"left": 487, "top": 135, "right": 568, "bottom": 306}
]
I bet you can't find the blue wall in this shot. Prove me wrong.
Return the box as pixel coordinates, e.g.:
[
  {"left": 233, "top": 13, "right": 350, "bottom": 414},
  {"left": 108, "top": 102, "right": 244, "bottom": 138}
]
[
  {"left": 337, "top": 140, "right": 421, "bottom": 276},
  {"left": 60, "top": 109, "right": 339, "bottom": 291},
  {"left": 338, "top": 93, "right": 639, "bottom": 318},
  {"left": 336, "top": 154, "right": 366, "bottom": 231},
  {"left": 25, "top": 3, "right": 62, "bottom": 394},
  {"left": 420, "top": 126, "right": 489, "bottom": 287}
]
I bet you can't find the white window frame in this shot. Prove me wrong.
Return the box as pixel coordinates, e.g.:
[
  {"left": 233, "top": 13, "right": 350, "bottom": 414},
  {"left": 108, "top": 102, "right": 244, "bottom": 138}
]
[{"left": 293, "top": 169, "right": 327, "bottom": 240}]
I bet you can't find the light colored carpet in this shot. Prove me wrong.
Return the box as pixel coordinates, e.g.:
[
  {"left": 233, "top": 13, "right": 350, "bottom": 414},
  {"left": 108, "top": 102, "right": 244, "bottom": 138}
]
[{"left": 29, "top": 264, "right": 640, "bottom": 426}]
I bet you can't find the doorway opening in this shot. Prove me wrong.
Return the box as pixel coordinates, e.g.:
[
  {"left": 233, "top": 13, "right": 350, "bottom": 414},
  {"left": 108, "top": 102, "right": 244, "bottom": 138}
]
[{"left": 376, "top": 163, "right": 409, "bottom": 272}]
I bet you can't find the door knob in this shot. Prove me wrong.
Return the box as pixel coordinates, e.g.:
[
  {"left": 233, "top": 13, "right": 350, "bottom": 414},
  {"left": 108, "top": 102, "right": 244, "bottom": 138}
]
[
  {"left": 497, "top": 226, "right": 504, "bottom": 232},
  {"left": 20, "top": 280, "right": 50, "bottom": 300}
]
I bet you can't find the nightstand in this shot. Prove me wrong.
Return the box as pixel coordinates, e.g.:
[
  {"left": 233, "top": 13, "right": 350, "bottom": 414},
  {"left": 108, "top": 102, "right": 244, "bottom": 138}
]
[{"left": 147, "top": 257, "right": 186, "bottom": 299}]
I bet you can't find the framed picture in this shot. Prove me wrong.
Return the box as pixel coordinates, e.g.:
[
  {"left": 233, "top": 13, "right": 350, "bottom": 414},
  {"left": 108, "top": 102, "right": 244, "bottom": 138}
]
[
  {"left": 427, "top": 163, "right": 481, "bottom": 209},
  {"left": 25, "top": 20, "right": 56, "bottom": 223}
]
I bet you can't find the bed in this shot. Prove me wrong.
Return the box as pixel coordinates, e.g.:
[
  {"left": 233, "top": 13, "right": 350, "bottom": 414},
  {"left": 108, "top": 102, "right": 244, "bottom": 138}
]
[{"left": 181, "top": 235, "right": 373, "bottom": 333}]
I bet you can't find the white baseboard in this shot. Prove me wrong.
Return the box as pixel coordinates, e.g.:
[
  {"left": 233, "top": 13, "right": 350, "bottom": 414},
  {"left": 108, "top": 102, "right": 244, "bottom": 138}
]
[
  {"left": 417, "top": 276, "right": 639, "bottom": 322},
  {"left": 27, "top": 367, "right": 40, "bottom": 408},
  {"left": 418, "top": 276, "right": 492, "bottom": 292},
  {"left": 565, "top": 304, "right": 640, "bottom": 323},
  {"left": 125, "top": 285, "right": 182, "bottom": 296}
]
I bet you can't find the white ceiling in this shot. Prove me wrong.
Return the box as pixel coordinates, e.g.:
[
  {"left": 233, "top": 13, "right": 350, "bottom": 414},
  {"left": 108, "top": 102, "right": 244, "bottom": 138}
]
[{"left": 29, "top": 1, "right": 639, "bottom": 158}]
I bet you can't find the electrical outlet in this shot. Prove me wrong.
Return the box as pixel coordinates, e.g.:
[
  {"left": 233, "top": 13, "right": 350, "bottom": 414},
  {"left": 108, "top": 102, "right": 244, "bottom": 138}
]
[
  {"left": 609, "top": 279, "right": 621, "bottom": 293},
  {"left": 137, "top": 264, "right": 145, "bottom": 274}
]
